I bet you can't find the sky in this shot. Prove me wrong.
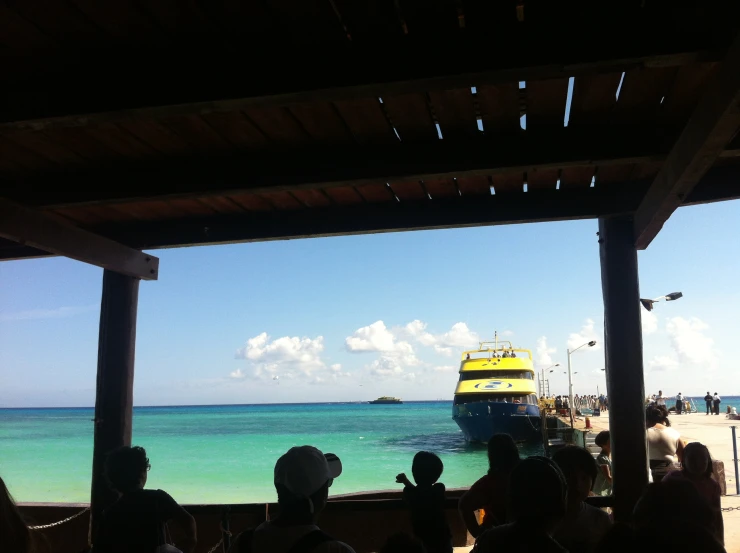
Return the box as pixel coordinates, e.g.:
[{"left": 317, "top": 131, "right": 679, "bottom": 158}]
[{"left": 1, "top": 200, "right": 739, "bottom": 407}]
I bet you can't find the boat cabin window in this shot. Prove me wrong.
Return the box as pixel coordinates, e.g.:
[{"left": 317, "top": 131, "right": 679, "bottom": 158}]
[
  {"left": 464, "top": 351, "right": 526, "bottom": 360},
  {"left": 458, "top": 370, "right": 533, "bottom": 381},
  {"left": 454, "top": 394, "right": 538, "bottom": 405}
]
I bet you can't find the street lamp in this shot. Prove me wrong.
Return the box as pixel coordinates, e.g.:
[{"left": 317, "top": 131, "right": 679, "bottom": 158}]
[
  {"left": 567, "top": 340, "right": 596, "bottom": 428},
  {"left": 639, "top": 291, "right": 683, "bottom": 311},
  {"left": 540, "top": 363, "right": 560, "bottom": 396}
]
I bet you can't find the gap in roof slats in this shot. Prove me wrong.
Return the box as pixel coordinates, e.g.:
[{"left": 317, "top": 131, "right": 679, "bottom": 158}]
[{"left": 381, "top": 94, "right": 438, "bottom": 142}]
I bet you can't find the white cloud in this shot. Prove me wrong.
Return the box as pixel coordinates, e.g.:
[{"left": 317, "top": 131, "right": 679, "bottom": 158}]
[
  {"left": 346, "top": 321, "right": 415, "bottom": 355},
  {"left": 229, "top": 369, "right": 246, "bottom": 379},
  {"left": 330, "top": 363, "right": 342, "bottom": 372},
  {"left": 642, "top": 310, "right": 658, "bottom": 335},
  {"left": 433, "top": 345, "right": 453, "bottom": 357},
  {"left": 0, "top": 305, "right": 97, "bottom": 322},
  {"left": 433, "top": 365, "right": 456, "bottom": 373},
  {"left": 567, "top": 319, "right": 601, "bottom": 351},
  {"left": 647, "top": 355, "right": 679, "bottom": 372},
  {"left": 536, "top": 336, "right": 556, "bottom": 367},
  {"left": 437, "top": 322, "right": 480, "bottom": 348},
  {"left": 404, "top": 320, "right": 437, "bottom": 346},
  {"left": 234, "top": 332, "right": 331, "bottom": 380},
  {"left": 368, "top": 357, "right": 405, "bottom": 377},
  {"left": 665, "top": 316, "right": 716, "bottom": 365}
]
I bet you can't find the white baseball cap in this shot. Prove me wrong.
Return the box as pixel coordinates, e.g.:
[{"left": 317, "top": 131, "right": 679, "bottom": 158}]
[{"left": 274, "top": 446, "right": 342, "bottom": 499}]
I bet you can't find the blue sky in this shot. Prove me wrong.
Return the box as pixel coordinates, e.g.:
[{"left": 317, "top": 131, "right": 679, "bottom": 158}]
[{"left": 1, "top": 200, "right": 739, "bottom": 407}]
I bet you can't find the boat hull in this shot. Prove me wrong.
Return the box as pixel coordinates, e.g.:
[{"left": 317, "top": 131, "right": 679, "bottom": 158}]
[{"left": 453, "top": 401, "right": 541, "bottom": 443}]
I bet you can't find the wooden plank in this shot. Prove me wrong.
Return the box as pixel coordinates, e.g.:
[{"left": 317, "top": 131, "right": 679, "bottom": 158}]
[
  {"left": 1, "top": 26, "right": 731, "bottom": 131},
  {"left": 526, "top": 78, "right": 569, "bottom": 129},
  {"left": 381, "top": 94, "right": 437, "bottom": 142},
  {"left": 83, "top": 124, "right": 160, "bottom": 160},
  {"left": 324, "top": 186, "right": 364, "bottom": 205},
  {"left": 0, "top": 198, "right": 158, "bottom": 280},
  {"left": 567, "top": 73, "right": 622, "bottom": 127},
  {"left": 398, "top": 0, "right": 459, "bottom": 37},
  {"left": 69, "top": 0, "right": 165, "bottom": 42},
  {"left": 135, "top": 0, "right": 221, "bottom": 36},
  {"left": 1, "top": 126, "right": 682, "bottom": 207},
  {"left": 260, "top": 191, "right": 305, "bottom": 210},
  {"left": 90, "top": 270, "right": 139, "bottom": 533},
  {"left": 612, "top": 67, "right": 677, "bottom": 125},
  {"left": 492, "top": 172, "right": 523, "bottom": 194},
  {"left": 117, "top": 120, "right": 194, "bottom": 156},
  {"left": 634, "top": 33, "right": 740, "bottom": 249},
  {"left": 356, "top": 183, "right": 396, "bottom": 203},
  {"left": 0, "top": 4, "right": 57, "bottom": 50},
  {"left": 200, "top": 112, "right": 270, "bottom": 150},
  {"left": 428, "top": 88, "right": 479, "bottom": 140},
  {"left": 331, "top": 0, "right": 404, "bottom": 41},
  {"left": 242, "top": 107, "right": 311, "bottom": 145},
  {"left": 291, "top": 189, "right": 333, "bottom": 208},
  {"left": 526, "top": 168, "right": 559, "bottom": 191},
  {"left": 658, "top": 62, "right": 719, "bottom": 124},
  {"left": 3, "top": 0, "right": 106, "bottom": 45},
  {"left": 389, "top": 181, "right": 427, "bottom": 201},
  {"left": 598, "top": 215, "right": 647, "bottom": 521},
  {"left": 456, "top": 175, "right": 490, "bottom": 196},
  {"left": 0, "top": 136, "right": 58, "bottom": 171},
  {"left": 264, "top": 0, "right": 348, "bottom": 44},
  {"left": 423, "top": 178, "right": 458, "bottom": 199},
  {"left": 6, "top": 132, "right": 88, "bottom": 165},
  {"left": 159, "top": 114, "right": 232, "bottom": 151},
  {"left": 476, "top": 84, "right": 520, "bottom": 134},
  {"left": 334, "top": 98, "right": 398, "bottom": 145},
  {"left": 227, "top": 193, "right": 274, "bottom": 211},
  {"left": 166, "top": 199, "right": 218, "bottom": 217},
  {"left": 106, "top": 200, "right": 181, "bottom": 221},
  {"left": 196, "top": 195, "right": 247, "bottom": 214},
  {"left": 288, "top": 103, "right": 354, "bottom": 143},
  {"left": 459, "top": 0, "right": 518, "bottom": 34}
]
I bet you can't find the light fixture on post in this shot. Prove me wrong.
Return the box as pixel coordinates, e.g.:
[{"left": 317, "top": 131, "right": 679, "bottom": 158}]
[
  {"left": 567, "top": 340, "right": 596, "bottom": 429},
  {"left": 541, "top": 363, "right": 560, "bottom": 396},
  {"left": 639, "top": 291, "right": 683, "bottom": 311}
]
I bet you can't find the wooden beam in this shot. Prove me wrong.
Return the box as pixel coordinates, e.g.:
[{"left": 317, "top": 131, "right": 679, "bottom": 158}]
[
  {"left": 0, "top": 24, "right": 729, "bottom": 132},
  {"left": 3, "top": 127, "right": 673, "bottom": 208},
  {"left": 634, "top": 32, "right": 740, "bottom": 249},
  {"left": 0, "top": 198, "right": 159, "bottom": 280},
  {"left": 599, "top": 215, "right": 648, "bottom": 521},
  {"left": 90, "top": 270, "right": 139, "bottom": 537}
]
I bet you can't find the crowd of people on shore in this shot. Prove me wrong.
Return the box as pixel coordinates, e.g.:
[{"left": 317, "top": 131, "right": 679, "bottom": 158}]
[
  {"left": 647, "top": 390, "right": 723, "bottom": 415},
  {"left": 1, "top": 406, "right": 727, "bottom": 553}
]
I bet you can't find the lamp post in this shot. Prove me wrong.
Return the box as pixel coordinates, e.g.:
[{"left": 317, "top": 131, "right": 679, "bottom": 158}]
[
  {"left": 567, "top": 340, "right": 597, "bottom": 429},
  {"left": 541, "top": 363, "right": 560, "bottom": 396},
  {"left": 639, "top": 291, "right": 683, "bottom": 311}
]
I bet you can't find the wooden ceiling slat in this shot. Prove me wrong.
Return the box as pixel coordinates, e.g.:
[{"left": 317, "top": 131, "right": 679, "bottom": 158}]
[
  {"left": 228, "top": 193, "right": 274, "bottom": 212},
  {"left": 118, "top": 120, "right": 194, "bottom": 156},
  {"left": 398, "top": 0, "right": 460, "bottom": 37},
  {"left": 324, "top": 186, "right": 364, "bottom": 205},
  {"left": 334, "top": 98, "right": 398, "bottom": 145},
  {"left": 423, "top": 178, "right": 458, "bottom": 199},
  {"left": 567, "top": 73, "right": 622, "bottom": 127},
  {"left": 113, "top": 200, "right": 182, "bottom": 221},
  {"left": 291, "top": 189, "right": 333, "bottom": 208},
  {"left": 477, "top": 84, "right": 520, "bottom": 135},
  {"left": 428, "top": 88, "right": 480, "bottom": 140},
  {"left": 0, "top": 4, "right": 57, "bottom": 49},
  {"left": 41, "top": 127, "right": 121, "bottom": 163},
  {"left": 50, "top": 206, "right": 107, "bottom": 225},
  {"left": 596, "top": 164, "right": 635, "bottom": 185},
  {"left": 390, "top": 181, "right": 427, "bottom": 201},
  {"left": 382, "top": 94, "right": 438, "bottom": 142},
  {"left": 0, "top": 136, "right": 58, "bottom": 171},
  {"left": 7, "top": 132, "right": 87, "bottom": 166},
  {"left": 560, "top": 166, "right": 595, "bottom": 188},
  {"left": 526, "top": 168, "right": 559, "bottom": 191},
  {"left": 612, "top": 67, "right": 678, "bottom": 124},
  {"left": 288, "top": 103, "right": 355, "bottom": 143},
  {"left": 196, "top": 195, "right": 246, "bottom": 214},
  {"left": 135, "top": 1, "right": 222, "bottom": 36},
  {"left": 264, "top": 0, "right": 348, "bottom": 44},
  {"left": 459, "top": 0, "right": 518, "bottom": 35},
  {"left": 4, "top": 0, "right": 106, "bottom": 45},
  {"left": 356, "top": 183, "right": 396, "bottom": 203},
  {"left": 456, "top": 175, "right": 490, "bottom": 196},
  {"left": 526, "top": 78, "right": 569, "bottom": 129},
  {"left": 242, "top": 107, "right": 311, "bottom": 146},
  {"left": 260, "top": 191, "right": 305, "bottom": 210},
  {"left": 658, "top": 63, "right": 719, "bottom": 124},
  {"left": 199, "top": 112, "right": 269, "bottom": 151},
  {"left": 166, "top": 198, "right": 218, "bottom": 217},
  {"left": 83, "top": 123, "right": 160, "bottom": 160},
  {"left": 332, "top": 0, "right": 404, "bottom": 41},
  {"left": 492, "top": 172, "right": 523, "bottom": 194},
  {"left": 68, "top": 0, "right": 166, "bottom": 42},
  {"left": 159, "top": 114, "right": 232, "bottom": 151}
]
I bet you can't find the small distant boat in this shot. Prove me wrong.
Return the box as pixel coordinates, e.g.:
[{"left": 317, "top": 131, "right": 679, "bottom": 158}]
[
  {"left": 453, "top": 332, "right": 541, "bottom": 443},
  {"left": 369, "top": 396, "right": 403, "bottom": 404}
]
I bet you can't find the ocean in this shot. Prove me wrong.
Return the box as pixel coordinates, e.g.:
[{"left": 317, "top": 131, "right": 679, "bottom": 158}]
[{"left": 0, "top": 401, "right": 545, "bottom": 504}]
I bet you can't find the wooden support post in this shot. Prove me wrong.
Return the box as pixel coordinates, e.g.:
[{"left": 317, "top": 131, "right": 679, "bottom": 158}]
[
  {"left": 89, "top": 270, "right": 140, "bottom": 539},
  {"left": 598, "top": 216, "right": 648, "bottom": 521}
]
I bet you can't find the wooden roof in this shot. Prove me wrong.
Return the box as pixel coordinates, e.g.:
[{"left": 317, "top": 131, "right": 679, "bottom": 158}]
[{"left": 2, "top": 2, "right": 740, "bottom": 263}]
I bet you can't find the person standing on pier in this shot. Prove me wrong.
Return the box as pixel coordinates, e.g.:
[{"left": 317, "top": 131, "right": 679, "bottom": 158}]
[
  {"left": 704, "top": 392, "right": 713, "bottom": 415},
  {"left": 712, "top": 393, "right": 721, "bottom": 415},
  {"left": 675, "top": 392, "right": 684, "bottom": 415},
  {"left": 656, "top": 391, "right": 666, "bottom": 407}
]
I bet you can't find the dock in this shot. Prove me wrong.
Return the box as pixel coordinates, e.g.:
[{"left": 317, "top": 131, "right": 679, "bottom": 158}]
[{"left": 564, "top": 412, "right": 740, "bottom": 553}]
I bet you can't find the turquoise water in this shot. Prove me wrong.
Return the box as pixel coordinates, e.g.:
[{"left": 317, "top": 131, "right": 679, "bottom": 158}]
[{"left": 0, "top": 402, "right": 544, "bottom": 504}]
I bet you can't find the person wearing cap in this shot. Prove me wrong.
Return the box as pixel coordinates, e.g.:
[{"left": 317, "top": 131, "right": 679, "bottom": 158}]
[{"left": 228, "top": 446, "right": 355, "bottom": 553}]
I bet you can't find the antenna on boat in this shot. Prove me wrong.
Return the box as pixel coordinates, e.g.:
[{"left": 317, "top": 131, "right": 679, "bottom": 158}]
[{"left": 494, "top": 331, "right": 498, "bottom": 351}]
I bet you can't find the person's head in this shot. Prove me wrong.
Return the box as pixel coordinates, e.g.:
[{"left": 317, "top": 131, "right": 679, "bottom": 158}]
[
  {"left": 552, "top": 446, "right": 598, "bottom": 503},
  {"left": 634, "top": 480, "right": 714, "bottom": 534},
  {"left": 380, "top": 533, "right": 427, "bottom": 553},
  {"left": 509, "top": 457, "right": 567, "bottom": 530},
  {"left": 714, "top": 392, "right": 718, "bottom": 395},
  {"left": 683, "top": 442, "right": 712, "bottom": 478},
  {"left": 707, "top": 391, "right": 710, "bottom": 395},
  {"left": 658, "top": 390, "right": 662, "bottom": 395},
  {"left": 0, "top": 475, "right": 32, "bottom": 552},
  {"left": 411, "top": 451, "right": 443, "bottom": 487},
  {"left": 645, "top": 404, "right": 670, "bottom": 427},
  {"left": 105, "top": 446, "right": 150, "bottom": 494},
  {"left": 274, "top": 446, "right": 342, "bottom": 523},
  {"left": 594, "top": 430, "right": 610, "bottom": 454},
  {"left": 487, "top": 434, "right": 520, "bottom": 476}
]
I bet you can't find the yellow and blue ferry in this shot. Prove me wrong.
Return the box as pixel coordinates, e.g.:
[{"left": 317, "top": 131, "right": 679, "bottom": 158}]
[{"left": 453, "top": 334, "right": 540, "bottom": 442}]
